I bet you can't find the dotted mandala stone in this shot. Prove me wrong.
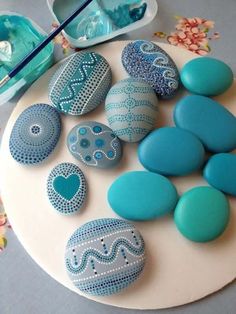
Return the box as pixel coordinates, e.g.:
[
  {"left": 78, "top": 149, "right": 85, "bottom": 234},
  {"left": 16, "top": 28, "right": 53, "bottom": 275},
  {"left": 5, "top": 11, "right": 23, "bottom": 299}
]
[
  {"left": 49, "top": 51, "right": 112, "bottom": 116},
  {"left": 105, "top": 78, "right": 159, "bottom": 142},
  {"left": 67, "top": 121, "right": 122, "bottom": 169},
  {"left": 121, "top": 40, "right": 180, "bottom": 99},
  {"left": 47, "top": 163, "right": 87, "bottom": 215},
  {"left": 9, "top": 103, "right": 61, "bottom": 165},
  {"left": 65, "top": 218, "right": 146, "bottom": 296}
]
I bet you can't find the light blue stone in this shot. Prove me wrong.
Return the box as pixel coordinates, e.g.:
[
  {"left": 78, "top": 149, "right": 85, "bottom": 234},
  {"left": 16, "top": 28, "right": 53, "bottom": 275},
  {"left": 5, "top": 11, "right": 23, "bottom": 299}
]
[
  {"left": 204, "top": 153, "right": 236, "bottom": 196},
  {"left": 67, "top": 121, "right": 122, "bottom": 169},
  {"left": 49, "top": 51, "right": 112, "bottom": 115},
  {"left": 108, "top": 171, "right": 178, "bottom": 220},
  {"left": 105, "top": 78, "right": 158, "bottom": 142},
  {"left": 181, "top": 57, "right": 233, "bottom": 96},
  {"left": 47, "top": 162, "right": 87, "bottom": 215},
  {"left": 138, "top": 127, "right": 205, "bottom": 176},
  {"left": 174, "top": 95, "right": 236, "bottom": 153},
  {"left": 65, "top": 218, "right": 145, "bottom": 296}
]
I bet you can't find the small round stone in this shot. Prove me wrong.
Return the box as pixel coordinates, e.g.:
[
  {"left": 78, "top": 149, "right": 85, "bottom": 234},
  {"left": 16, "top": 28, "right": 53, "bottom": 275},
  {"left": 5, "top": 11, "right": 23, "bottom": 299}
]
[
  {"left": 67, "top": 121, "right": 122, "bottom": 169},
  {"left": 9, "top": 103, "right": 61, "bottom": 165},
  {"left": 49, "top": 52, "right": 112, "bottom": 116},
  {"left": 65, "top": 218, "right": 146, "bottom": 296},
  {"left": 174, "top": 186, "right": 230, "bottom": 242},
  {"left": 47, "top": 162, "right": 86, "bottom": 215}
]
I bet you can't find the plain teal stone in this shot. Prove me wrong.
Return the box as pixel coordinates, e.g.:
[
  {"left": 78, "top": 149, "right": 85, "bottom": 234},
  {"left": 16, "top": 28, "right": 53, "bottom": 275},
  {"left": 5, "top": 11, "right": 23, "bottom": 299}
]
[
  {"left": 181, "top": 57, "right": 233, "bottom": 96},
  {"left": 174, "top": 186, "right": 230, "bottom": 242},
  {"left": 204, "top": 153, "right": 236, "bottom": 196},
  {"left": 174, "top": 95, "right": 236, "bottom": 153},
  {"left": 108, "top": 171, "right": 178, "bottom": 221},
  {"left": 138, "top": 127, "right": 205, "bottom": 176}
]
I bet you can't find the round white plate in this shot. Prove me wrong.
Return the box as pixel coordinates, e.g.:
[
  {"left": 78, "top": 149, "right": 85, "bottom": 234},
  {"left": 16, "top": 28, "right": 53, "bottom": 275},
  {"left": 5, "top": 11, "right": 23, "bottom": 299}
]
[{"left": 0, "top": 41, "right": 236, "bottom": 310}]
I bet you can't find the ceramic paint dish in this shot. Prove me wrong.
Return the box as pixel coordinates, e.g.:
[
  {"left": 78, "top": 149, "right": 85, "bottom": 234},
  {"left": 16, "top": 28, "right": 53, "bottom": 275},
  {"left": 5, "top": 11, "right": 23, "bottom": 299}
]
[
  {"left": 47, "top": 0, "right": 158, "bottom": 48},
  {"left": 0, "top": 12, "right": 54, "bottom": 106}
]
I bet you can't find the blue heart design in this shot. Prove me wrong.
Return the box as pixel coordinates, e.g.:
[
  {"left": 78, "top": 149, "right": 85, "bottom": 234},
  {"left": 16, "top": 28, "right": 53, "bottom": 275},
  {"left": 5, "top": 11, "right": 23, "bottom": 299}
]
[{"left": 53, "top": 174, "right": 80, "bottom": 201}]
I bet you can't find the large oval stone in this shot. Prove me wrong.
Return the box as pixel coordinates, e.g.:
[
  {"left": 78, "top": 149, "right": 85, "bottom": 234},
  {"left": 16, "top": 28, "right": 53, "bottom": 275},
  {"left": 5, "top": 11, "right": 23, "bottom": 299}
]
[
  {"left": 174, "top": 95, "right": 236, "bottom": 153},
  {"left": 181, "top": 57, "right": 233, "bottom": 96},
  {"left": 67, "top": 121, "right": 122, "bottom": 169},
  {"left": 204, "top": 153, "right": 236, "bottom": 196},
  {"left": 121, "top": 40, "right": 180, "bottom": 98},
  {"left": 65, "top": 218, "right": 145, "bottom": 296},
  {"left": 49, "top": 52, "right": 112, "bottom": 115},
  {"left": 138, "top": 127, "right": 205, "bottom": 176},
  {"left": 9, "top": 103, "right": 61, "bottom": 165},
  {"left": 105, "top": 78, "right": 158, "bottom": 142},
  {"left": 174, "top": 186, "right": 230, "bottom": 242},
  {"left": 108, "top": 171, "right": 178, "bottom": 220}
]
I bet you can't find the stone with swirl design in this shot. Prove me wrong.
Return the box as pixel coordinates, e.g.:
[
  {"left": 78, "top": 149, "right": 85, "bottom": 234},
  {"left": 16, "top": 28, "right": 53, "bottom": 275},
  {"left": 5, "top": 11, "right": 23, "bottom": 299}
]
[
  {"left": 65, "top": 218, "right": 146, "bottom": 296},
  {"left": 121, "top": 40, "right": 180, "bottom": 98}
]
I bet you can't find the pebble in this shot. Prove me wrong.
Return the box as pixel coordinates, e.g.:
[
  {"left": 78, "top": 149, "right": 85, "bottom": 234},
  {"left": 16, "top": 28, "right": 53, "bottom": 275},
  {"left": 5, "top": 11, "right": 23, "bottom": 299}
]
[
  {"left": 174, "top": 186, "right": 230, "bottom": 242},
  {"left": 105, "top": 78, "right": 158, "bottom": 142},
  {"left": 181, "top": 57, "right": 234, "bottom": 96},
  {"left": 65, "top": 218, "right": 145, "bottom": 296},
  {"left": 9, "top": 103, "right": 61, "bottom": 165},
  {"left": 138, "top": 127, "right": 205, "bottom": 176},
  {"left": 174, "top": 95, "right": 236, "bottom": 153},
  {"left": 47, "top": 163, "right": 87, "bottom": 215},
  {"left": 121, "top": 40, "right": 180, "bottom": 98},
  {"left": 108, "top": 171, "right": 178, "bottom": 220},
  {"left": 204, "top": 153, "right": 236, "bottom": 196},
  {"left": 67, "top": 121, "right": 122, "bottom": 168},
  {"left": 49, "top": 52, "right": 112, "bottom": 115}
]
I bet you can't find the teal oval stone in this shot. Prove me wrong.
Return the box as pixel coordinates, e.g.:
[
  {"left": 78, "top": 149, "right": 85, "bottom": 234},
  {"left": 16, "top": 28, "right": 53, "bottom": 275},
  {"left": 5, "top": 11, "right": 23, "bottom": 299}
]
[
  {"left": 108, "top": 171, "right": 178, "bottom": 221},
  {"left": 174, "top": 95, "right": 236, "bottom": 153},
  {"left": 204, "top": 153, "right": 236, "bottom": 196},
  {"left": 181, "top": 57, "right": 233, "bottom": 96},
  {"left": 174, "top": 186, "right": 230, "bottom": 242},
  {"left": 138, "top": 127, "right": 205, "bottom": 176}
]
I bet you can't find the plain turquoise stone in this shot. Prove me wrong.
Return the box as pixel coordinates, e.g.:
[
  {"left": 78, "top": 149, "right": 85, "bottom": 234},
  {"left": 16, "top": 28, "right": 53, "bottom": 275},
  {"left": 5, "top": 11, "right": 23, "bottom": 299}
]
[
  {"left": 138, "top": 127, "right": 205, "bottom": 176},
  {"left": 204, "top": 153, "right": 236, "bottom": 196},
  {"left": 174, "top": 186, "right": 230, "bottom": 242},
  {"left": 181, "top": 57, "right": 233, "bottom": 96},
  {"left": 174, "top": 95, "right": 236, "bottom": 153},
  {"left": 108, "top": 171, "right": 178, "bottom": 221}
]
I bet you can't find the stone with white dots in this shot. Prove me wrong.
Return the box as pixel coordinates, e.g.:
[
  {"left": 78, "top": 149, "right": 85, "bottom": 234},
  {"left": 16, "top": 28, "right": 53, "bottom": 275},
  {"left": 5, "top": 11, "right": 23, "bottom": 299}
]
[
  {"left": 67, "top": 121, "right": 122, "bottom": 169},
  {"left": 49, "top": 51, "right": 112, "bottom": 115}
]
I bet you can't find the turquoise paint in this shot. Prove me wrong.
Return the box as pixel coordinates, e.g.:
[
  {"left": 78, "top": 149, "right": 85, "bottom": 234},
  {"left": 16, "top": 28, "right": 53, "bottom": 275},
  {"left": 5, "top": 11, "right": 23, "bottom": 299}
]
[
  {"left": 108, "top": 171, "right": 178, "bottom": 221},
  {"left": 181, "top": 57, "right": 233, "bottom": 96},
  {"left": 53, "top": 174, "right": 80, "bottom": 201}
]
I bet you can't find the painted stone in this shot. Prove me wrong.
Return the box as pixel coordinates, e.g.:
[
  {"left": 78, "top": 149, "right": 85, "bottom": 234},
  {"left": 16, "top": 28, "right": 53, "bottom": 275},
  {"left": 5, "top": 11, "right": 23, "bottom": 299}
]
[
  {"left": 121, "top": 40, "right": 180, "bottom": 98},
  {"left": 108, "top": 171, "right": 178, "bottom": 220},
  {"left": 204, "top": 153, "right": 236, "bottom": 196},
  {"left": 181, "top": 57, "right": 234, "bottom": 96},
  {"left": 9, "top": 103, "right": 61, "bottom": 165},
  {"left": 138, "top": 127, "right": 205, "bottom": 176},
  {"left": 105, "top": 78, "right": 158, "bottom": 142},
  {"left": 174, "top": 95, "right": 236, "bottom": 153},
  {"left": 67, "top": 121, "right": 122, "bottom": 168},
  {"left": 47, "top": 163, "right": 87, "bottom": 215},
  {"left": 49, "top": 52, "right": 112, "bottom": 115},
  {"left": 174, "top": 186, "right": 230, "bottom": 242},
  {"left": 65, "top": 218, "right": 146, "bottom": 296}
]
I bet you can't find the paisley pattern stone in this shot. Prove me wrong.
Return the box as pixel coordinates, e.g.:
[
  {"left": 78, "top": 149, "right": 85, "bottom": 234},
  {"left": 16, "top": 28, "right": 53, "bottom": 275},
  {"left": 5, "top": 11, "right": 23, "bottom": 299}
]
[
  {"left": 108, "top": 171, "right": 178, "bottom": 220},
  {"left": 67, "top": 121, "right": 122, "bottom": 168},
  {"left": 49, "top": 52, "right": 112, "bottom": 115},
  {"left": 105, "top": 78, "right": 158, "bottom": 142},
  {"left": 47, "top": 163, "right": 87, "bottom": 215},
  {"left": 65, "top": 218, "right": 146, "bottom": 296},
  {"left": 9, "top": 103, "right": 61, "bottom": 165},
  {"left": 121, "top": 40, "right": 180, "bottom": 98}
]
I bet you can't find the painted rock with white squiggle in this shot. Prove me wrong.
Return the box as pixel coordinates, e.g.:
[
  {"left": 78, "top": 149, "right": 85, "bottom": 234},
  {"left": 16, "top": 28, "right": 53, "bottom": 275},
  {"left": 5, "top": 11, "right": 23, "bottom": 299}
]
[
  {"left": 49, "top": 52, "right": 112, "bottom": 115},
  {"left": 67, "top": 121, "right": 122, "bottom": 169},
  {"left": 121, "top": 40, "right": 180, "bottom": 98}
]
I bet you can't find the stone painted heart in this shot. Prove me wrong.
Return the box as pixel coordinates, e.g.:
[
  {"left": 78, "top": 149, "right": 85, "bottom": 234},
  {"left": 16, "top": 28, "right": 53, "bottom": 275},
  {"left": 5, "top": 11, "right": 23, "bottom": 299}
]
[{"left": 53, "top": 174, "right": 80, "bottom": 201}]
